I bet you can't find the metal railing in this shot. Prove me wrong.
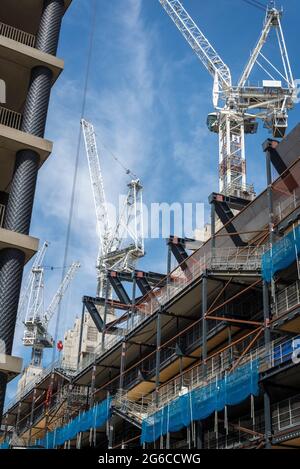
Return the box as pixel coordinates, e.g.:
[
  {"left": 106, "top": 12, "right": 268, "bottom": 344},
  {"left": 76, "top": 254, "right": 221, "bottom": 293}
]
[
  {"left": 205, "top": 393, "right": 300, "bottom": 449},
  {"left": 114, "top": 391, "right": 150, "bottom": 424},
  {"left": 0, "top": 22, "right": 36, "bottom": 48},
  {"left": 273, "top": 280, "right": 300, "bottom": 319},
  {"left": 222, "top": 181, "right": 255, "bottom": 200},
  {"left": 4, "top": 360, "right": 64, "bottom": 413},
  {"left": 4, "top": 246, "right": 266, "bottom": 415},
  {"left": 210, "top": 246, "right": 263, "bottom": 271},
  {"left": 0, "top": 204, "right": 5, "bottom": 228},
  {"left": 273, "top": 394, "right": 300, "bottom": 433},
  {"left": 0, "top": 106, "right": 22, "bottom": 130},
  {"left": 75, "top": 246, "right": 265, "bottom": 375},
  {"left": 124, "top": 332, "right": 299, "bottom": 421},
  {"left": 138, "top": 245, "right": 264, "bottom": 318}
]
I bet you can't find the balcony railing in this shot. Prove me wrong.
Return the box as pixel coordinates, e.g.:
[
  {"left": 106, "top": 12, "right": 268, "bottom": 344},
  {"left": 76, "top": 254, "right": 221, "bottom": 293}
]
[
  {"left": 273, "top": 280, "right": 300, "bottom": 319},
  {"left": 0, "top": 106, "right": 22, "bottom": 130},
  {"left": 136, "top": 333, "right": 299, "bottom": 416},
  {"left": 0, "top": 204, "right": 5, "bottom": 227},
  {"left": 0, "top": 22, "right": 36, "bottom": 48}
]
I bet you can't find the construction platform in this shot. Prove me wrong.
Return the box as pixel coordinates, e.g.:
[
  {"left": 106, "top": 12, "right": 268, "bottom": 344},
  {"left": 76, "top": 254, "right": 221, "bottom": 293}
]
[{"left": 2, "top": 125, "right": 300, "bottom": 449}]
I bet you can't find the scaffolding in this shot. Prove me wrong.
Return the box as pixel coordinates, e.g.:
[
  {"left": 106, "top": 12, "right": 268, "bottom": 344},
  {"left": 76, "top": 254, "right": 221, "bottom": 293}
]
[{"left": 2, "top": 128, "right": 300, "bottom": 451}]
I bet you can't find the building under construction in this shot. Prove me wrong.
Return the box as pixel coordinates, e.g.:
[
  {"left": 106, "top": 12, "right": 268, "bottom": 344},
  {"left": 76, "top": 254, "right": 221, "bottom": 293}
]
[{"left": 1, "top": 0, "right": 300, "bottom": 451}]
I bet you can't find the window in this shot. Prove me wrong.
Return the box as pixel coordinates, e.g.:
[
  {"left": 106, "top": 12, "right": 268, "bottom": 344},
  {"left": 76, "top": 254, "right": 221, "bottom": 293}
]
[{"left": 87, "top": 327, "right": 98, "bottom": 342}]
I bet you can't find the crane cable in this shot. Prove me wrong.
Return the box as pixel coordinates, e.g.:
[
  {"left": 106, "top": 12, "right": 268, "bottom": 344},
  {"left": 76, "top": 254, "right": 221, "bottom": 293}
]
[
  {"left": 51, "top": 0, "right": 98, "bottom": 362},
  {"left": 95, "top": 132, "right": 138, "bottom": 180},
  {"left": 241, "top": 0, "right": 267, "bottom": 12}
]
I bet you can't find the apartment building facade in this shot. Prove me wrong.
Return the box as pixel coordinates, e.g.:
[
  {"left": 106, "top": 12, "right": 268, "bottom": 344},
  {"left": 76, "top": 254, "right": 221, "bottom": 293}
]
[{"left": 0, "top": 0, "right": 72, "bottom": 419}]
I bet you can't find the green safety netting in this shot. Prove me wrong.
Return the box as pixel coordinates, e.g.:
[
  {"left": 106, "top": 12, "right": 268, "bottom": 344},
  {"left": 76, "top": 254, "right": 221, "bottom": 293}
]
[
  {"left": 35, "top": 396, "right": 112, "bottom": 449},
  {"left": 262, "top": 225, "right": 300, "bottom": 282},
  {"left": 141, "top": 360, "right": 259, "bottom": 444}
]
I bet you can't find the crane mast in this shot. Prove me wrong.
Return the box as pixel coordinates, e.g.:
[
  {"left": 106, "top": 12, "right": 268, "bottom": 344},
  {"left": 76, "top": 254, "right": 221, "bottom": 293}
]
[
  {"left": 81, "top": 119, "right": 111, "bottom": 262},
  {"left": 159, "top": 0, "right": 295, "bottom": 200},
  {"left": 17, "top": 241, "right": 49, "bottom": 325}
]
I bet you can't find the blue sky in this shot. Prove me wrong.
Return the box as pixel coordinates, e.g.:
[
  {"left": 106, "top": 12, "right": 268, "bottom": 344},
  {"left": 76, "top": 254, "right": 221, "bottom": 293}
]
[{"left": 7, "top": 0, "right": 300, "bottom": 402}]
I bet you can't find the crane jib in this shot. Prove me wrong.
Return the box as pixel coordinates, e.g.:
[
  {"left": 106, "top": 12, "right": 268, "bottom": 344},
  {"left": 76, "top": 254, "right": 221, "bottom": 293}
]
[{"left": 159, "top": 0, "right": 232, "bottom": 90}]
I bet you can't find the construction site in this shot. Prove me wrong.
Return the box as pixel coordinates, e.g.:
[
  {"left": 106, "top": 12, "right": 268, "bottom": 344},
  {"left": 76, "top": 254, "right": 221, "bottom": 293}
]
[{"left": 1, "top": 0, "right": 300, "bottom": 452}]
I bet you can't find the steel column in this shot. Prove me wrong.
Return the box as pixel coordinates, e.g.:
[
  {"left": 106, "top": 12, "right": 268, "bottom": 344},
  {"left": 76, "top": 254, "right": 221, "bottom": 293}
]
[
  {"left": 155, "top": 310, "right": 162, "bottom": 407},
  {"left": 119, "top": 340, "right": 126, "bottom": 390},
  {"left": 28, "top": 388, "right": 37, "bottom": 446},
  {"left": 90, "top": 364, "right": 97, "bottom": 408},
  {"left": 265, "top": 149, "right": 275, "bottom": 246},
  {"left": 131, "top": 273, "right": 136, "bottom": 329},
  {"left": 263, "top": 387, "right": 272, "bottom": 449},
  {"left": 202, "top": 274, "right": 208, "bottom": 377},
  {"left": 102, "top": 273, "right": 109, "bottom": 351},
  {"left": 108, "top": 421, "right": 114, "bottom": 449},
  {"left": 167, "top": 243, "right": 172, "bottom": 275},
  {"left": 3, "top": 413, "right": 8, "bottom": 441},
  {"left": 211, "top": 202, "right": 216, "bottom": 250},
  {"left": 263, "top": 280, "right": 271, "bottom": 349},
  {"left": 196, "top": 421, "right": 203, "bottom": 449},
  {"left": 77, "top": 302, "right": 85, "bottom": 367},
  {"left": 15, "top": 401, "right": 22, "bottom": 435}
]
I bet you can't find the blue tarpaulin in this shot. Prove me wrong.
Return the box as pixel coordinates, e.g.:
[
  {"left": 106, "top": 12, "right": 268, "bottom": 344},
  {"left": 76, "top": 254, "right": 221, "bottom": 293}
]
[
  {"left": 35, "top": 397, "right": 112, "bottom": 449},
  {"left": 141, "top": 361, "right": 259, "bottom": 444},
  {"left": 0, "top": 441, "right": 9, "bottom": 449},
  {"left": 262, "top": 225, "right": 300, "bottom": 282}
]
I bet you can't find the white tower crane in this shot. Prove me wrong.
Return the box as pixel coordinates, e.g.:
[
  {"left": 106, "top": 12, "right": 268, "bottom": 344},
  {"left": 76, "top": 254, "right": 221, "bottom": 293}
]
[
  {"left": 22, "top": 255, "right": 80, "bottom": 367},
  {"left": 17, "top": 241, "right": 49, "bottom": 325},
  {"left": 159, "top": 0, "right": 295, "bottom": 199},
  {"left": 81, "top": 118, "right": 144, "bottom": 297}
]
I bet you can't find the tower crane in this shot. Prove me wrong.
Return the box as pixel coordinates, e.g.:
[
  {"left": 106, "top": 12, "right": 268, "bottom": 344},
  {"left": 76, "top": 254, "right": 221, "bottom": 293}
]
[
  {"left": 21, "top": 244, "right": 80, "bottom": 366},
  {"left": 159, "top": 0, "right": 295, "bottom": 199},
  {"left": 81, "top": 118, "right": 144, "bottom": 297}
]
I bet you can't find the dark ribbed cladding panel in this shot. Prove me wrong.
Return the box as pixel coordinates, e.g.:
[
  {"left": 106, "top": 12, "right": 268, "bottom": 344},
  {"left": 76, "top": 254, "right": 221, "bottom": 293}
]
[
  {"left": 4, "top": 151, "right": 40, "bottom": 235},
  {"left": 0, "top": 250, "right": 25, "bottom": 355},
  {"left": 21, "top": 67, "right": 53, "bottom": 138},
  {"left": 36, "top": 0, "right": 65, "bottom": 56},
  {"left": 0, "top": 249, "right": 25, "bottom": 418}
]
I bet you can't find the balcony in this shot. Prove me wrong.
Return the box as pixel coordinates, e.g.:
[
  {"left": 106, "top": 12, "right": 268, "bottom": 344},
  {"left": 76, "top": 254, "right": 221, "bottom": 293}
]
[
  {"left": 0, "top": 21, "right": 35, "bottom": 48},
  {"left": 0, "top": 19, "right": 64, "bottom": 117},
  {"left": 0, "top": 1, "right": 72, "bottom": 39},
  {"left": 273, "top": 280, "right": 300, "bottom": 320},
  {"left": 0, "top": 106, "right": 21, "bottom": 130},
  {"left": 0, "top": 106, "right": 52, "bottom": 194},
  {"left": 0, "top": 227, "right": 38, "bottom": 263},
  {"left": 0, "top": 122, "right": 53, "bottom": 192}
]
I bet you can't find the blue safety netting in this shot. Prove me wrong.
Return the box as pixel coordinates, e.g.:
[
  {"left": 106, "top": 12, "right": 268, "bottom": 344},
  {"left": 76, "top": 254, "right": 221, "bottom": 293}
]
[
  {"left": 35, "top": 397, "right": 112, "bottom": 449},
  {"left": 0, "top": 440, "right": 9, "bottom": 449},
  {"left": 141, "top": 361, "right": 259, "bottom": 444},
  {"left": 261, "top": 225, "right": 300, "bottom": 282}
]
